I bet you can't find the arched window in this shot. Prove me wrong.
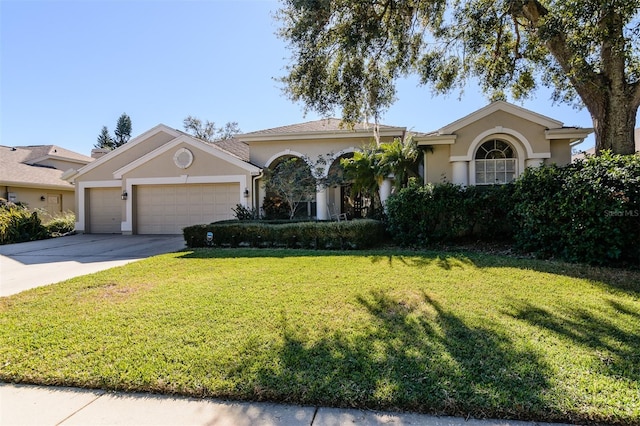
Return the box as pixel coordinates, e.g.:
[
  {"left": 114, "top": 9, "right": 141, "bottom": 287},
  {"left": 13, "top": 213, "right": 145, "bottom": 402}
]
[{"left": 474, "top": 139, "right": 516, "bottom": 185}]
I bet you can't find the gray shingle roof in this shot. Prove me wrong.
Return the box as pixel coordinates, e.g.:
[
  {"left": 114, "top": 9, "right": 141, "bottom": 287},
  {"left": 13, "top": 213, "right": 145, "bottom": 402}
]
[
  {"left": 242, "top": 118, "right": 402, "bottom": 136},
  {"left": 17, "top": 145, "right": 93, "bottom": 164},
  {"left": 212, "top": 138, "right": 249, "bottom": 162}
]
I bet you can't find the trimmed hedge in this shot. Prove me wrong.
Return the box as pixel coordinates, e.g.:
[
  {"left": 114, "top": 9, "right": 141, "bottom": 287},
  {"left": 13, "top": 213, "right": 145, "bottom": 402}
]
[
  {"left": 184, "top": 219, "right": 386, "bottom": 250},
  {"left": 385, "top": 180, "right": 514, "bottom": 246},
  {"left": 511, "top": 151, "right": 639, "bottom": 266},
  {"left": 386, "top": 152, "right": 639, "bottom": 267}
]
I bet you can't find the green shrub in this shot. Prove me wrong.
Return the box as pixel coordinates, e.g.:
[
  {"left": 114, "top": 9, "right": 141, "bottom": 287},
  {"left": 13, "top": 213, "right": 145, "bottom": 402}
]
[
  {"left": 232, "top": 204, "right": 258, "bottom": 221},
  {"left": 385, "top": 180, "right": 514, "bottom": 246},
  {"left": 183, "top": 219, "right": 386, "bottom": 250},
  {"left": 511, "top": 152, "right": 640, "bottom": 266},
  {"left": 0, "top": 201, "right": 48, "bottom": 245},
  {"left": 43, "top": 211, "right": 76, "bottom": 236}
]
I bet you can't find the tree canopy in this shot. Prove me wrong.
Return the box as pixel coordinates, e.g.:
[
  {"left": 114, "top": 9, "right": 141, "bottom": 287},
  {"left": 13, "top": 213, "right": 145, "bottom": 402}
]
[
  {"left": 277, "top": 0, "right": 640, "bottom": 155},
  {"left": 183, "top": 116, "right": 241, "bottom": 142},
  {"left": 95, "top": 126, "right": 114, "bottom": 150},
  {"left": 114, "top": 113, "right": 132, "bottom": 147}
]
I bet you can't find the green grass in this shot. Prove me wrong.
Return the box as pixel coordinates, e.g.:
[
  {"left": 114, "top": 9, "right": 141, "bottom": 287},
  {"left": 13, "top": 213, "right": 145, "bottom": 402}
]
[{"left": 1, "top": 249, "right": 639, "bottom": 424}]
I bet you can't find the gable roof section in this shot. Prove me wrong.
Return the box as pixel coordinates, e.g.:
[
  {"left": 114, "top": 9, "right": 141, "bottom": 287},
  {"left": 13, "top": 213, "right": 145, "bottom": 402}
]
[
  {"left": 0, "top": 146, "right": 74, "bottom": 189},
  {"left": 73, "top": 124, "right": 182, "bottom": 179},
  {"left": 212, "top": 138, "right": 250, "bottom": 162},
  {"left": 18, "top": 145, "right": 93, "bottom": 165},
  {"left": 112, "top": 134, "right": 260, "bottom": 179},
  {"left": 438, "top": 101, "right": 564, "bottom": 134},
  {"left": 240, "top": 118, "right": 406, "bottom": 141}
]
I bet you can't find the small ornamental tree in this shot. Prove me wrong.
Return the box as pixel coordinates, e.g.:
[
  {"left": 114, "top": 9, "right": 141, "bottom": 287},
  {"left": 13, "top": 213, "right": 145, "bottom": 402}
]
[{"left": 263, "top": 157, "right": 317, "bottom": 220}]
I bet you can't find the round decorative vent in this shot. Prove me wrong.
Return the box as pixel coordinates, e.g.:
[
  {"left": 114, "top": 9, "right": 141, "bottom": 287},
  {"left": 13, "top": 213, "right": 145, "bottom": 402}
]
[{"left": 173, "top": 148, "right": 193, "bottom": 169}]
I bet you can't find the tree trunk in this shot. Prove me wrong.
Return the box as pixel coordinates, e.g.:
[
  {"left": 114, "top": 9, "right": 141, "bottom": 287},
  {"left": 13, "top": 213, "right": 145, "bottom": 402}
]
[
  {"left": 590, "top": 95, "right": 638, "bottom": 155},
  {"left": 518, "top": 1, "right": 640, "bottom": 156}
]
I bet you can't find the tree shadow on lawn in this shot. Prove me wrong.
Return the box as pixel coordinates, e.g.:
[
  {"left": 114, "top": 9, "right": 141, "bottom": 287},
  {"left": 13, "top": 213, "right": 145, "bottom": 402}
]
[
  {"left": 506, "top": 298, "right": 640, "bottom": 388},
  {"left": 177, "top": 248, "right": 640, "bottom": 297},
  {"left": 240, "top": 289, "right": 555, "bottom": 422}
]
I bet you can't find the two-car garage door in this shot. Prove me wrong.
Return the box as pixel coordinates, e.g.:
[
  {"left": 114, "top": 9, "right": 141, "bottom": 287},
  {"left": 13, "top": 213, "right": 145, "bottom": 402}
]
[
  {"left": 136, "top": 183, "right": 239, "bottom": 234},
  {"left": 88, "top": 183, "right": 239, "bottom": 234}
]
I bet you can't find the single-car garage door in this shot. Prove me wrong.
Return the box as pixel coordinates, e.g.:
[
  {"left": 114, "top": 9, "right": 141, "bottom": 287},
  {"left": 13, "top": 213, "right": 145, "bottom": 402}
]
[
  {"left": 136, "top": 183, "right": 239, "bottom": 234},
  {"left": 88, "top": 187, "right": 122, "bottom": 233}
]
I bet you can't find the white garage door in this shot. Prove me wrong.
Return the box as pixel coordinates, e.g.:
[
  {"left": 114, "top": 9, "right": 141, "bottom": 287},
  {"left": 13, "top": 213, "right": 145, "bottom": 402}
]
[
  {"left": 88, "top": 187, "right": 122, "bottom": 234},
  {"left": 136, "top": 183, "right": 239, "bottom": 234}
]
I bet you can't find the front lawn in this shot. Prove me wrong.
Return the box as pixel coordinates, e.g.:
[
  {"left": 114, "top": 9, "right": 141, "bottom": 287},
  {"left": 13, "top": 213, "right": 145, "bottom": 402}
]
[{"left": 1, "top": 249, "right": 639, "bottom": 424}]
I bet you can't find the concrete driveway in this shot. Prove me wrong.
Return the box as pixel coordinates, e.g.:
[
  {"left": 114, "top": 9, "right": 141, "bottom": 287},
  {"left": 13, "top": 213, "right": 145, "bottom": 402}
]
[{"left": 0, "top": 234, "right": 186, "bottom": 297}]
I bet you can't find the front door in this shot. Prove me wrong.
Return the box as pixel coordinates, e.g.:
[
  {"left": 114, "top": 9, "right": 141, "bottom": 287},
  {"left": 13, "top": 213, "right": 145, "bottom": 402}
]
[
  {"left": 341, "top": 185, "right": 368, "bottom": 219},
  {"left": 45, "top": 194, "right": 62, "bottom": 216}
]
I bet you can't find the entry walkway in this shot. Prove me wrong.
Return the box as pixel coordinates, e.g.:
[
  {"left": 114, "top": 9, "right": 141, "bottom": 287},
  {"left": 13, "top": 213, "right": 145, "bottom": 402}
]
[{"left": 0, "top": 383, "right": 568, "bottom": 426}]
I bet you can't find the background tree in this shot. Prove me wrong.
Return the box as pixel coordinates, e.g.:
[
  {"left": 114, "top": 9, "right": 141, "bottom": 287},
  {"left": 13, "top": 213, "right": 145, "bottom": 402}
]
[
  {"left": 94, "top": 113, "right": 132, "bottom": 150},
  {"left": 277, "top": 0, "right": 640, "bottom": 155},
  {"left": 183, "top": 116, "right": 241, "bottom": 142},
  {"left": 113, "top": 113, "right": 132, "bottom": 148},
  {"left": 94, "top": 126, "right": 114, "bottom": 150}
]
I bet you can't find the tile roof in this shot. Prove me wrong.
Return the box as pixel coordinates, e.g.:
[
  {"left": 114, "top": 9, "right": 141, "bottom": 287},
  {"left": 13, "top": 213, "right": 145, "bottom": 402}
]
[
  {"left": 0, "top": 145, "right": 81, "bottom": 189},
  {"left": 241, "top": 118, "right": 402, "bottom": 136}
]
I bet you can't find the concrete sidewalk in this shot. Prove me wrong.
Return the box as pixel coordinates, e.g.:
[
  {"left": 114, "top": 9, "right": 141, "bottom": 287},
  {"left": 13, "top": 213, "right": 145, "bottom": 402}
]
[{"left": 0, "top": 383, "right": 568, "bottom": 426}]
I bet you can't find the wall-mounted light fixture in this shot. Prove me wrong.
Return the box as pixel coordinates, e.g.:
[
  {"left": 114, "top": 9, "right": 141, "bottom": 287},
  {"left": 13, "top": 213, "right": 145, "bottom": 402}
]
[
  {"left": 121, "top": 190, "right": 128, "bottom": 201},
  {"left": 243, "top": 188, "right": 250, "bottom": 198},
  {"left": 40, "top": 196, "right": 46, "bottom": 201}
]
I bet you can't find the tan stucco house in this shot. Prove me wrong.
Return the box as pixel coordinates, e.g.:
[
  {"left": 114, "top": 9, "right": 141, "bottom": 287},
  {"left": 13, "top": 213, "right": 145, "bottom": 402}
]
[
  {"left": 1, "top": 145, "right": 93, "bottom": 215},
  {"left": 65, "top": 101, "right": 592, "bottom": 235}
]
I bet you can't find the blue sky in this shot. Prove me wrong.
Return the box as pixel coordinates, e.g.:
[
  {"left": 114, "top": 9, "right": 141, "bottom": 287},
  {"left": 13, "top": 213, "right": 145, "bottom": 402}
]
[{"left": 2, "top": 0, "right": 599, "bottom": 156}]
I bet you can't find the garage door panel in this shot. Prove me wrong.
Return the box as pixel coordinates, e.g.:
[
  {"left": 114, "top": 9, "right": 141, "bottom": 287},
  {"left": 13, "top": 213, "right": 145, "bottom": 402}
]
[
  {"left": 137, "top": 184, "right": 239, "bottom": 234},
  {"left": 89, "top": 188, "right": 121, "bottom": 234}
]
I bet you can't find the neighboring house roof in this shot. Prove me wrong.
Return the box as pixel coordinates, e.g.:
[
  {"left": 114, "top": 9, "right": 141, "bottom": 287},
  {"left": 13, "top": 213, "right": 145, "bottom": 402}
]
[
  {"left": 240, "top": 118, "right": 406, "bottom": 141},
  {"left": 17, "top": 145, "right": 94, "bottom": 165},
  {"left": 0, "top": 145, "right": 90, "bottom": 190}
]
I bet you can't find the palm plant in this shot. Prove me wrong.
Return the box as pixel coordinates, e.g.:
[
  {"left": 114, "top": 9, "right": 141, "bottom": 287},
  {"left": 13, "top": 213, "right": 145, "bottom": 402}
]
[
  {"left": 340, "top": 145, "right": 385, "bottom": 214},
  {"left": 378, "top": 135, "right": 420, "bottom": 191}
]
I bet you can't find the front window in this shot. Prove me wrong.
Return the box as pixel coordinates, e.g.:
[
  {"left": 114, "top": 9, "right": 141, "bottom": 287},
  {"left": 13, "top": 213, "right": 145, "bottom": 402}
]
[{"left": 475, "top": 139, "right": 516, "bottom": 185}]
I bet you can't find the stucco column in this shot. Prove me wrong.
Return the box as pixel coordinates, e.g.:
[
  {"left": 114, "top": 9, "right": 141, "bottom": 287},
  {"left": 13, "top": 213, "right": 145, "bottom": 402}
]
[
  {"left": 316, "top": 186, "right": 328, "bottom": 220},
  {"left": 526, "top": 158, "right": 544, "bottom": 169},
  {"left": 451, "top": 161, "right": 469, "bottom": 186},
  {"left": 379, "top": 178, "right": 392, "bottom": 208}
]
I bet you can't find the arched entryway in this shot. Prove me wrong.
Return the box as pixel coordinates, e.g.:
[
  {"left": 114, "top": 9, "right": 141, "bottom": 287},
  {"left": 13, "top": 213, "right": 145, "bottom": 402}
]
[{"left": 262, "top": 154, "right": 316, "bottom": 219}]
